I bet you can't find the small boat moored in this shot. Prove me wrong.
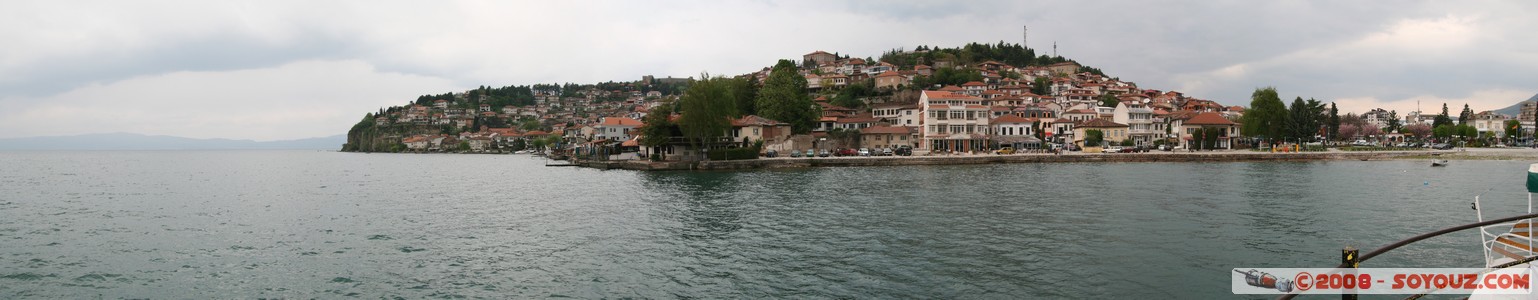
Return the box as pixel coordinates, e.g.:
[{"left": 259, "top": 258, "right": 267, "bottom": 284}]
[{"left": 1432, "top": 160, "right": 1449, "bottom": 167}]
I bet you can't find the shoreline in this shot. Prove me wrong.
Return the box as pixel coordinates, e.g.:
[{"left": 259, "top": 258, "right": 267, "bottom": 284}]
[{"left": 569, "top": 149, "right": 1501, "bottom": 171}]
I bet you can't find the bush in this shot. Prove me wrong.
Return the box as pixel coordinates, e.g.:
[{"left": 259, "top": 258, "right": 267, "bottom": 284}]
[
  {"left": 1120, "top": 139, "right": 1135, "bottom": 147},
  {"left": 707, "top": 147, "right": 760, "bottom": 160}
]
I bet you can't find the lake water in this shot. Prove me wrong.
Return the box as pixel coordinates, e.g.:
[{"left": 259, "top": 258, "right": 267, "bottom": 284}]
[{"left": 0, "top": 150, "right": 1531, "bottom": 298}]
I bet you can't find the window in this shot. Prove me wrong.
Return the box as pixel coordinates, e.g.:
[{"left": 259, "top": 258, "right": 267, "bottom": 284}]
[
  {"left": 906, "top": 120, "right": 912, "bottom": 125},
  {"left": 905, "top": 110, "right": 912, "bottom": 115}
]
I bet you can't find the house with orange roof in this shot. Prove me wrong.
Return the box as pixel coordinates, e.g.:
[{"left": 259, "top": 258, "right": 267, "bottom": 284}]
[
  {"left": 834, "top": 116, "right": 880, "bottom": 130},
  {"left": 1074, "top": 118, "right": 1129, "bottom": 148},
  {"left": 403, "top": 135, "right": 432, "bottom": 151},
  {"left": 874, "top": 70, "right": 907, "bottom": 90},
  {"left": 1062, "top": 108, "right": 1099, "bottom": 123},
  {"left": 960, "top": 81, "right": 987, "bottom": 96},
  {"left": 730, "top": 115, "right": 792, "bottom": 147},
  {"left": 991, "top": 114, "right": 1042, "bottom": 149},
  {"left": 1112, "top": 101, "right": 1158, "bottom": 146},
  {"left": 804, "top": 50, "right": 837, "bottom": 66},
  {"left": 919, "top": 90, "right": 992, "bottom": 153},
  {"left": 859, "top": 126, "right": 918, "bottom": 150},
  {"left": 914, "top": 64, "right": 932, "bottom": 76},
  {"left": 1177, "top": 112, "right": 1238, "bottom": 150},
  {"left": 595, "top": 117, "right": 642, "bottom": 141},
  {"left": 805, "top": 73, "right": 823, "bottom": 90},
  {"left": 823, "top": 73, "right": 848, "bottom": 87},
  {"left": 869, "top": 102, "right": 915, "bottom": 125},
  {"left": 1046, "top": 62, "right": 1080, "bottom": 75}
]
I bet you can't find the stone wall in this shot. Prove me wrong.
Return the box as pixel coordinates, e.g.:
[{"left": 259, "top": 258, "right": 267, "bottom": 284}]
[{"left": 576, "top": 151, "right": 1427, "bottom": 171}]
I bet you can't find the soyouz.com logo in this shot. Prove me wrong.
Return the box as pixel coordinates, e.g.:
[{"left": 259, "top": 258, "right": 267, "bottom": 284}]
[{"left": 1232, "top": 267, "right": 1537, "bottom": 295}]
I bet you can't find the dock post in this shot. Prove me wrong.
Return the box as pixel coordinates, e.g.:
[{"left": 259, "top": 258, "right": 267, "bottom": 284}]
[{"left": 1342, "top": 246, "right": 1359, "bottom": 300}]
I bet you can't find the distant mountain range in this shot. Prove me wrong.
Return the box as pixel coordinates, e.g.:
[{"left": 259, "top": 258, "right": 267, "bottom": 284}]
[
  {"left": 1493, "top": 93, "right": 1538, "bottom": 117},
  {"left": 0, "top": 133, "right": 345, "bottom": 150}
]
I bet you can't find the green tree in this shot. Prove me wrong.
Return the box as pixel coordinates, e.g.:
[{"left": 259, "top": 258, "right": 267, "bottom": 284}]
[
  {"left": 1385, "top": 110, "right": 1401, "bottom": 133},
  {"left": 1434, "top": 103, "right": 1453, "bottom": 129},
  {"left": 1327, "top": 102, "right": 1340, "bottom": 141},
  {"left": 1284, "top": 97, "right": 1314, "bottom": 140},
  {"left": 729, "top": 76, "right": 759, "bottom": 117},
  {"left": 1032, "top": 76, "right": 1051, "bottom": 95},
  {"left": 1085, "top": 129, "right": 1104, "bottom": 147},
  {"left": 832, "top": 81, "right": 872, "bottom": 109},
  {"left": 756, "top": 60, "right": 821, "bottom": 134},
  {"left": 457, "top": 141, "right": 471, "bottom": 152},
  {"left": 1433, "top": 124, "right": 1453, "bottom": 139},
  {"left": 639, "top": 102, "right": 678, "bottom": 160},
  {"left": 1241, "top": 87, "right": 1287, "bottom": 141},
  {"left": 519, "top": 118, "right": 542, "bottom": 131},
  {"left": 1458, "top": 104, "right": 1474, "bottom": 125},
  {"left": 1098, "top": 93, "right": 1119, "bottom": 108},
  {"left": 678, "top": 73, "right": 739, "bottom": 159},
  {"left": 1456, "top": 124, "right": 1478, "bottom": 140},
  {"left": 1202, "top": 127, "right": 1224, "bottom": 149}
]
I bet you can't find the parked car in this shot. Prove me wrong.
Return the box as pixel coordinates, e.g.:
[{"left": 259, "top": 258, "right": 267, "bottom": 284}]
[
  {"left": 1119, "top": 147, "right": 1139, "bottom": 153},
  {"left": 838, "top": 148, "right": 858, "bottom": 156},
  {"left": 818, "top": 149, "right": 831, "bottom": 157},
  {"left": 805, "top": 149, "right": 817, "bottom": 157},
  {"left": 895, "top": 146, "right": 913, "bottom": 156},
  {"left": 858, "top": 148, "right": 871, "bottom": 156},
  {"left": 881, "top": 148, "right": 895, "bottom": 156},
  {"left": 1352, "top": 140, "right": 1372, "bottom": 146},
  {"left": 1432, "top": 143, "right": 1454, "bottom": 150},
  {"left": 763, "top": 150, "right": 778, "bottom": 158},
  {"left": 1103, "top": 146, "right": 1121, "bottom": 153},
  {"left": 790, "top": 150, "right": 803, "bottom": 158},
  {"left": 995, "top": 147, "right": 1015, "bottom": 155}
]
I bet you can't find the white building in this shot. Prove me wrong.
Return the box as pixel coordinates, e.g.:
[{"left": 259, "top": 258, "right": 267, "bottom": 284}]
[{"left": 919, "top": 90, "right": 991, "bottom": 153}]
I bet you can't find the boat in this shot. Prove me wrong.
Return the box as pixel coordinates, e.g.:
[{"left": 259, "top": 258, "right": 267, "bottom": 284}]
[
  {"left": 1432, "top": 160, "right": 1449, "bottom": 167},
  {"left": 1466, "top": 163, "right": 1538, "bottom": 299},
  {"left": 1273, "top": 166, "right": 1538, "bottom": 299}
]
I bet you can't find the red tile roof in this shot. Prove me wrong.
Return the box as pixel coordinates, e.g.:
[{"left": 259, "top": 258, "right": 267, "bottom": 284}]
[
  {"left": 600, "top": 117, "right": 642, "bottom": 126},
  {"left": 860, "top": 126, "right": 914, "bottom": 134},
  {"left": 731, "top": 115, "right": 787, "bottom": 127},
  {"left": 992, "top": 115, "right": 1037, "bottom": 124},
  {"left": 1184, "top": 112, "right": 1236, "bottom": 125},
  {"left": 922, "top": 90, "right": 981, "bottom": 100},
  {"left": 1076, "top": 118, "right": 1127, "bottom": 128}
]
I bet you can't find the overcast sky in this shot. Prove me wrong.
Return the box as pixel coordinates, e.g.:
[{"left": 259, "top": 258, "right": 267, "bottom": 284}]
[{"left": 2, "top": 1, "right": 1534, "bottom": 140}]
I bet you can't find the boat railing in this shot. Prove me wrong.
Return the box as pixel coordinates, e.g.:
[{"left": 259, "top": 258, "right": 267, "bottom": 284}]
[{"left": 1275, "top": 211, "right": 1538, "bottom": 300}]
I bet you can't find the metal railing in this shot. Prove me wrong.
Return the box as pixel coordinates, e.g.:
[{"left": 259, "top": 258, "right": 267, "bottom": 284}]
[{"left": 1276, "top": 212, "right": 1538, "bottom": 300}]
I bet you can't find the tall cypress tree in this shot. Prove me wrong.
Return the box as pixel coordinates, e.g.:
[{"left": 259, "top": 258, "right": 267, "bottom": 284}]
[{"left": 1327, "top": 102, "right": 1340, "bottom": 141}]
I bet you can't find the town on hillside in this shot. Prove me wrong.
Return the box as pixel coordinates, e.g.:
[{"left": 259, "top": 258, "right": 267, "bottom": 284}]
[{"left": 344, "top": 43, "right": 1532, "bottom": 160}]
